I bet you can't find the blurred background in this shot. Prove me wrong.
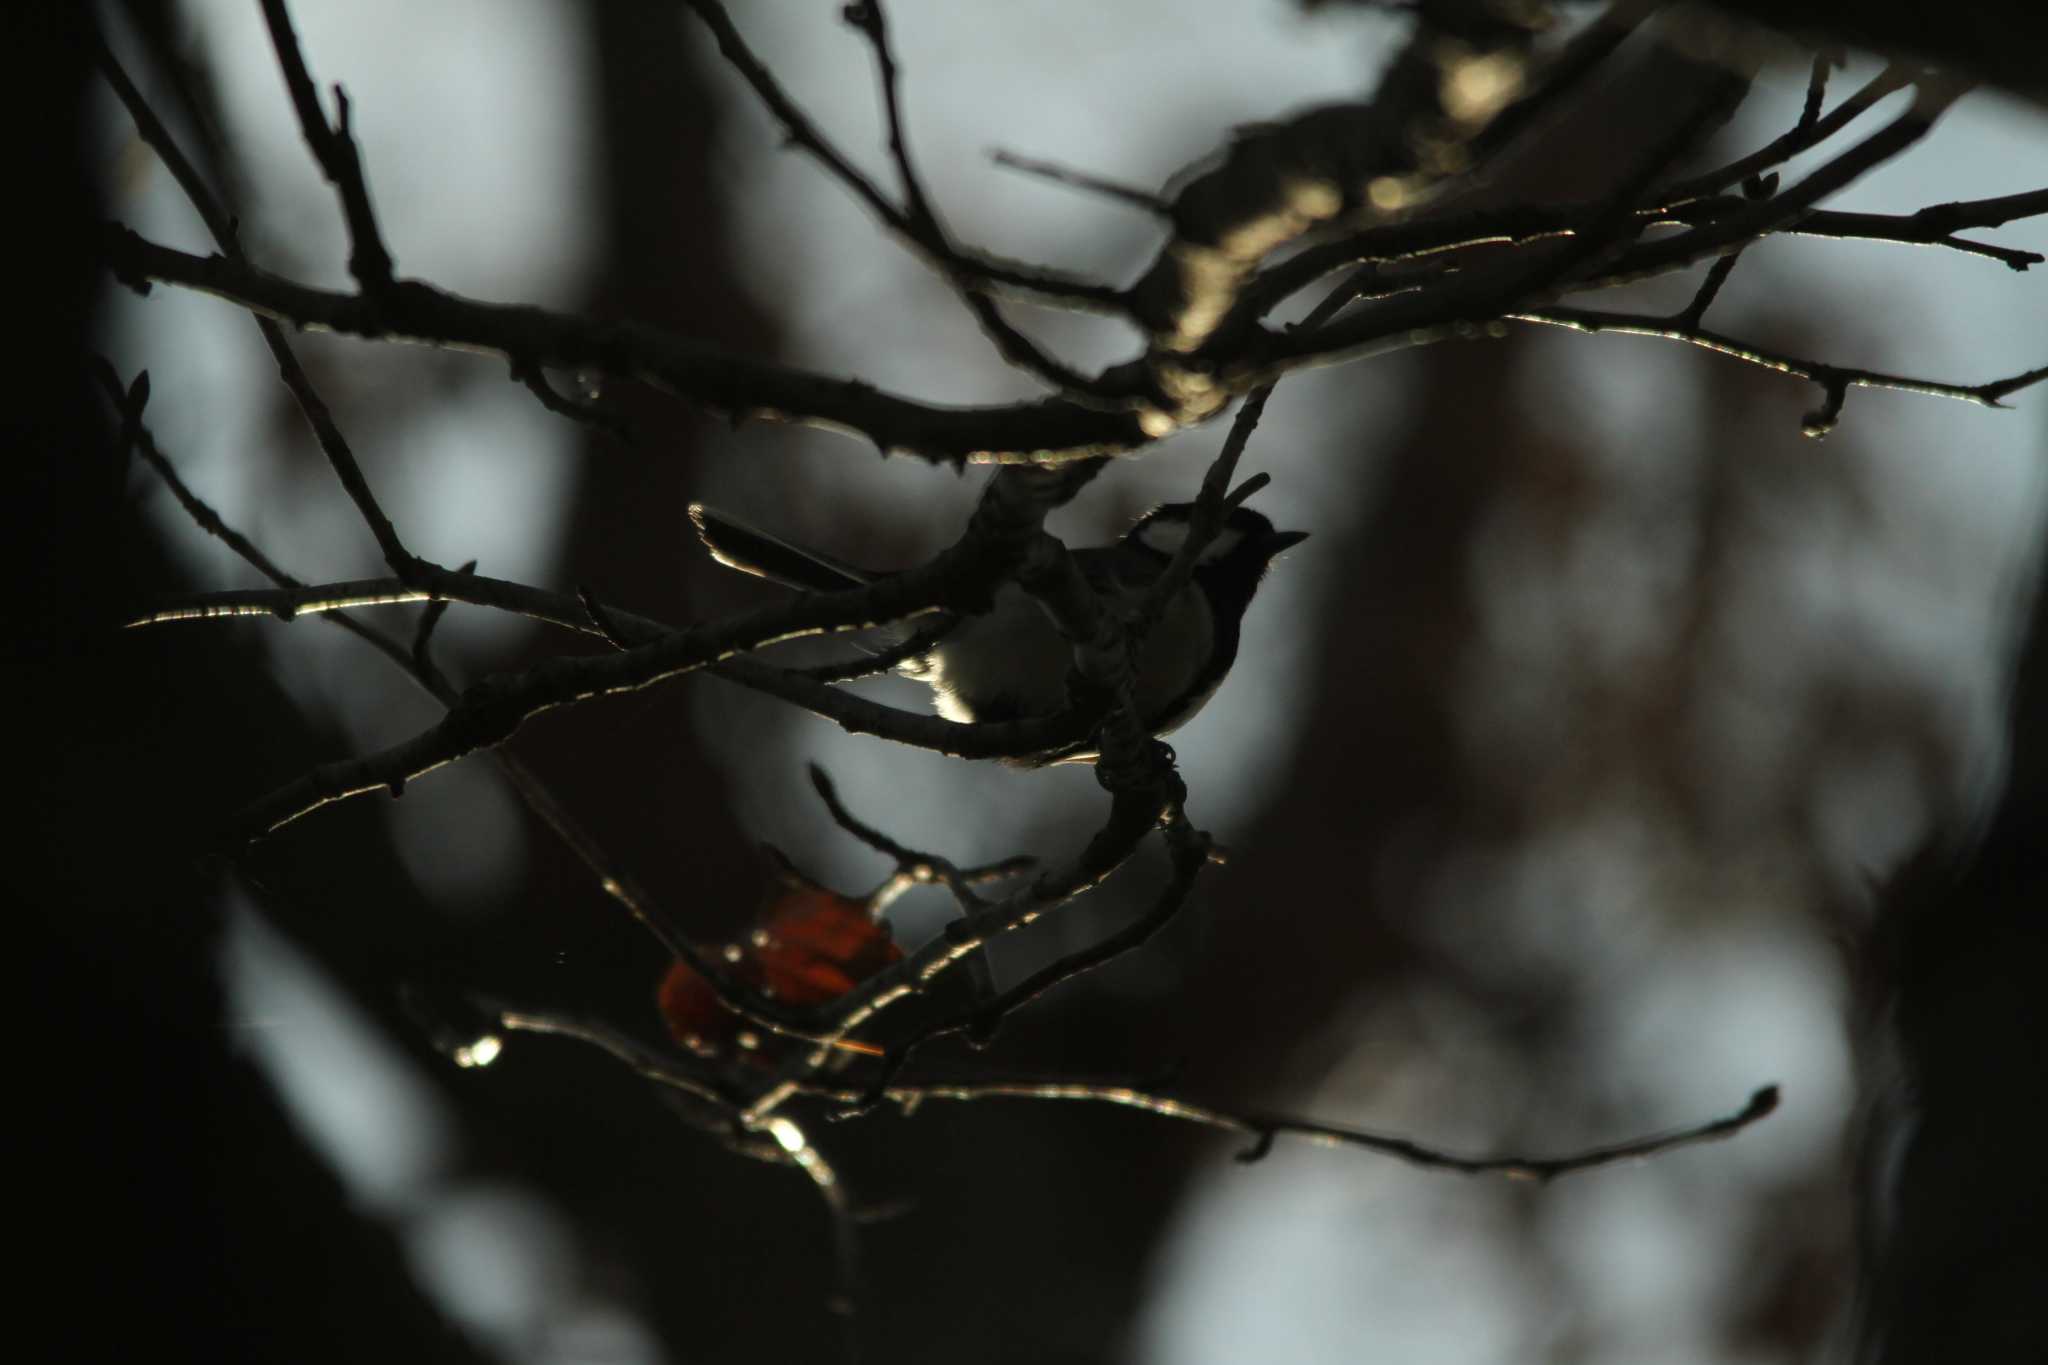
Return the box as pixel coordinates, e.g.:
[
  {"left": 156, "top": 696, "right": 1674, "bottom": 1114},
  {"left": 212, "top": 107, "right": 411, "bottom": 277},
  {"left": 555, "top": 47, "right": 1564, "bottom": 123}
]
[{"left": 43, "top": 1, "right": 2048, "bottom": 1361}]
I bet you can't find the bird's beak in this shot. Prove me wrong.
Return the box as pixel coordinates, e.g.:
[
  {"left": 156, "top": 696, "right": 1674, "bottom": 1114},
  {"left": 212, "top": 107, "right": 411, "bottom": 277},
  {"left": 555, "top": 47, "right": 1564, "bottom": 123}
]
[{"left": 1265, "top": 530, "right": 1310, "bottom": 556}]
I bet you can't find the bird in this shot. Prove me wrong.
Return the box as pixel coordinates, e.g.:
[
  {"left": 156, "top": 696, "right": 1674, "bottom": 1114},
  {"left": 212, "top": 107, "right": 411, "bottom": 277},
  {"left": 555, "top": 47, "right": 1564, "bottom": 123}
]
[{"left": 688, "top": 499, "right": 1307, "bottom": 763}]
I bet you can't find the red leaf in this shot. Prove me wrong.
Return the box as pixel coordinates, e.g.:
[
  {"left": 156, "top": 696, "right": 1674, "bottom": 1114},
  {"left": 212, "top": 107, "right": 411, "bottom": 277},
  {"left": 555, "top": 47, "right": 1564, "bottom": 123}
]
[{"left": 657, "top": 872, "right": 901, "bottom": 1058}]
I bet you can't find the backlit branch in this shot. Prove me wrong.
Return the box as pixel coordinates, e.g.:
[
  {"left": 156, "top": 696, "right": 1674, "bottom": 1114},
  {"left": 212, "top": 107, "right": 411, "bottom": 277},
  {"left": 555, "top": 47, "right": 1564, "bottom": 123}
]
[
  {"left": 104, "top": 53, "right": 2036, "bottom": 467},
  {"left": 823, "top": 1078, "right": 1784, "bottom": 1179},
  {"left": 1512, "top": 307, "right": 2047, "bottom": 437},
  {"left": 101, "top": 227, "right": 1148, "bottom": 466},
  {"left": 483, "top": 1006, "right": 1781, "bottom": 1182}
]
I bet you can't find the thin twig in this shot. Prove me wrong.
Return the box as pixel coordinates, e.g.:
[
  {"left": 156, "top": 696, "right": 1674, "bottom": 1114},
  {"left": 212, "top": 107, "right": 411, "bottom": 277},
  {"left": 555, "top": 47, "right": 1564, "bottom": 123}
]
[
  {"left": 97, "top": 361, "right": 429, "bottom": 684},
  {"left": 988, "top": 148, "right": 1169, "bottom": 215},
  {"left": 820, "top": 1078, "right": 1784, "bottom": 1181},
  {"left": 1658, "top": 64, "right": 1911, "bottom": 206},
  {"left": 809, "top": 764, "right": 1029, "bottom": 913},
  {"left": 808, "top": 763, "right": 1032, "bottom": 1009},
  {"left": 834, "top": 0, "right": 1107, "bottom": 398},
  {"left": 677, "top": 0, "right": 1123, "bottom": 321},
  {"left": 1798, "top": 52, "right": 1835, "bottom": 133},
  {"left": 255, "top": 0, "right": 394, "bottom": 291},
  {"left": 1672, "top": 248, "right": 1743, "bottom": 330}
]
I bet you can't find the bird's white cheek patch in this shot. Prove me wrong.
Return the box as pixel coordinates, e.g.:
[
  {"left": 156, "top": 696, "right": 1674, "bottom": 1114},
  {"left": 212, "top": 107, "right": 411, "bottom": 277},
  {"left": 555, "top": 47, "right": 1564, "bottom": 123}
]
[
  {"left": 1195, "top": 527, "right": 1244, "bottom": 564},
  {"left": 1136, "top": 518, "right": 1191, "bottom": 559},
  {"left": 1137, "top": 520, "right": 1245, "bottom": 564}
]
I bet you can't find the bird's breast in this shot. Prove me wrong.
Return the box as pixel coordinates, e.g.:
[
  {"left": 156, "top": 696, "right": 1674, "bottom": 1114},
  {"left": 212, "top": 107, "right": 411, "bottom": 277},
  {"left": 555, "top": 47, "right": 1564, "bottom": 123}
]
[{"left": 907, "top": 583, "right": 1216, "bottom": 730}]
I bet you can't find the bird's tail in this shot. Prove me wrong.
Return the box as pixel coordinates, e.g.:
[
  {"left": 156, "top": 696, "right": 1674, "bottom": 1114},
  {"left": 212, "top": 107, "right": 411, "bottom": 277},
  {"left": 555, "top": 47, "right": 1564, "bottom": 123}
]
[{"left": 688, "top": 505, "right": 874, "bottom": 593}]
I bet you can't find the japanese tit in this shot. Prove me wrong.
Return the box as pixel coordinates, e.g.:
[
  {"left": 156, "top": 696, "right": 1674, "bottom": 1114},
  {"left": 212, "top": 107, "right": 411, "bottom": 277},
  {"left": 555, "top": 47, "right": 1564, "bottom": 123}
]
[{"left": 689, "top": 500, "right": 1307, "bottom": 763}]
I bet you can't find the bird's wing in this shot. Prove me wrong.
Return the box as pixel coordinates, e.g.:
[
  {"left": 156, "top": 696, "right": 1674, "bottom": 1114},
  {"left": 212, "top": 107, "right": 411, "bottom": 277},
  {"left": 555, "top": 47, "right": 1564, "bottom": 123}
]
[{"left": 688, "top": 505, "right": 875, "bottom": 592}]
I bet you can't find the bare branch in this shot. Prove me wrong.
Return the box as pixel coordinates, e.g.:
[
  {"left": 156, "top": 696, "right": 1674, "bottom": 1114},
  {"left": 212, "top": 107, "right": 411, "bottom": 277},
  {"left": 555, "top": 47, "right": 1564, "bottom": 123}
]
[
  {"left": 98, "top": 22, "right": 422, "bottom": 579},
  {"left": 107, "top": 80, "right": 2027, "bottom": 472},
  {"left": 104, "top": 361, "right": 849, "bottom": 1049},
  {"left": 489, "top": 1007, "right": 1781, "bottom": 1183},
  {"left": 1511, "top": 307, "right": 2046, "bottom": 437},
  {"left": 102, "top": 228, "right": 1148, "bottom": 466}
]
